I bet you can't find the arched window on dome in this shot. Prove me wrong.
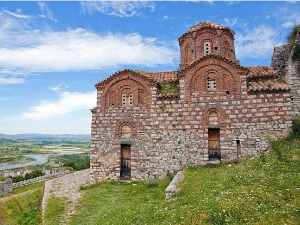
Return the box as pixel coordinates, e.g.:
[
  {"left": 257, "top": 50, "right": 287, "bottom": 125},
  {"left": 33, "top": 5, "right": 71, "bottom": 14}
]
[{"left": 204, "top": 42, "right": 211, "bottom": 56}]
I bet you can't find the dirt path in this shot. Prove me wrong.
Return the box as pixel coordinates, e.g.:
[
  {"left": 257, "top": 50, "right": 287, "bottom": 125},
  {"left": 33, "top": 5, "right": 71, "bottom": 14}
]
[{"left": 42, "top": 169, "right": 90, "bottom": 224}]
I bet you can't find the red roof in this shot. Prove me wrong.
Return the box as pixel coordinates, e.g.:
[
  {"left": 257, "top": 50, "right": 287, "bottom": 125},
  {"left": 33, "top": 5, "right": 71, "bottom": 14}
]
[
  {"left": 179, "top": 21, "right": 234, "bottom": 40},
  {"left": 135, "top": 70, "right": 178, "bottom": 83},
  {"left": 248, "top": 80, "right": 289, "bottom": 92},
  {"left": 246, "top": 66, "right": 278, "bottom": 78}
]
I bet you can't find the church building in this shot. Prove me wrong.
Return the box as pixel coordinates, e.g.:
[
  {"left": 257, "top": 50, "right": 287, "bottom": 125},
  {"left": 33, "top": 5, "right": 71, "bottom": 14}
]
[{"left": 90, "top": 21, "right": 300, "bottom": 182}]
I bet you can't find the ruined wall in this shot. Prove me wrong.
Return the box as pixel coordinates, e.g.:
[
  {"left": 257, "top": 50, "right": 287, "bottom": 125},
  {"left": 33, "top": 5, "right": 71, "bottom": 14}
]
[
  {"left": 271, "top": 33, "right": 300, "bottom": 116},
  {"left": 0, "top": 178, "right": 12, "bottom": 196},
  {"left": 286, "top": 33, "right": 300, "bottom": 116},
  {"left": 271, "top": 45, "right": 290, "bottom": 78}
]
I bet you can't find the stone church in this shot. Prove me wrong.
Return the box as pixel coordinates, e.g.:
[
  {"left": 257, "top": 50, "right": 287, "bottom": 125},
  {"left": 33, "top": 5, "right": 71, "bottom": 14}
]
[{"left": 90, "top": 21, "right": 300, "bottom": 182}]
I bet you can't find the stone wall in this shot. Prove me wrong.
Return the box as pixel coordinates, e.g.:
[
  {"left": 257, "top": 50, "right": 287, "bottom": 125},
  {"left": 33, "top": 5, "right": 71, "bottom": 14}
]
[
  {"left": 12, "top": 170, "right": 69, "bottom": 188},
  {"left": 90, "top": 73, "right": 292, "bottom": 182},
  {"left": 286, "top": 33, "right": 300, "bottom": 116},
  {"left": 271, "top": 45, "right": 290, "bottom": 78},
  {"left": 0, "top": 178, "right": 12, "bottom": 196},
  {"left": 271, "top": 32, "right": 300, "bottom": 116}
]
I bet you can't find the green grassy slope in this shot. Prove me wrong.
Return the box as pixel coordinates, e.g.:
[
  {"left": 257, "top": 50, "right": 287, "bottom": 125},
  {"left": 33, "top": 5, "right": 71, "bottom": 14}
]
[
  {"left": 70, "top": 139, "right": 300, "bottom": 225},
  {"left": 0, "top": 182, "right": 44, "bottom": 225}
]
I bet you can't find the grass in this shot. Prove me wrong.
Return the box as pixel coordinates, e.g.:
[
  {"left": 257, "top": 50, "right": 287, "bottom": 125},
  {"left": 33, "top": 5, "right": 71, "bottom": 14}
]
[
  {"left": 70, "top": 139, "right": 300, "bottom": 225},
  {"left": 0, "top": 183, "right": 44, "bottom": 225},
  {"left": 45, "top": 197, "right": 67, "bottom": 225}
]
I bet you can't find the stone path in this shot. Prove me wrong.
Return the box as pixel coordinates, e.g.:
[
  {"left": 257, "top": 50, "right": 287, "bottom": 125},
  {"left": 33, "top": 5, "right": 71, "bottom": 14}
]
[{"left": 42, "top": 169, "right": 90, "bottom": 224}]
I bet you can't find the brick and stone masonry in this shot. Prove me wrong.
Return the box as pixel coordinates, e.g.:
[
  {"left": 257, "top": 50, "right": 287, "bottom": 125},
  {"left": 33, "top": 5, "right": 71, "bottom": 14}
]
[{"left": 90, "top": 21, "right": 299, "bottom": 183}]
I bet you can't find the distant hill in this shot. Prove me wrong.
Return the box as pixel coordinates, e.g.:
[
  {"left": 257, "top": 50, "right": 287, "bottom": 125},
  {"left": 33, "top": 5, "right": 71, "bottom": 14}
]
[{"left": 0, "top": 133, "right": 91, "bottom": 139}]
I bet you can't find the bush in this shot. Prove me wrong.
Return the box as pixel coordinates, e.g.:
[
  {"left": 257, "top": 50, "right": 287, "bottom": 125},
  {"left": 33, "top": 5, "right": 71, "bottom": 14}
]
[
  {"left": 291, "top": 116, "right": 300, "bottom": 139},
  {"left": 145, "top": 178, "right": 159, "bottom": 187},
  {"left": 0, "top": 177, "right": 6, "bottom": 182},
  {"left": 12, "top": 170, "right": 44, "bottom": 183}
]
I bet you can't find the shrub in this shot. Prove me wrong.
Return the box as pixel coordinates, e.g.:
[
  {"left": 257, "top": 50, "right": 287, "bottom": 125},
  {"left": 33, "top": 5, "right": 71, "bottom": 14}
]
[
  {"left": 291, "top": 116, "right": 300, "bottom": 139},
  {"left": 0, "top": 177, "right": 6, "bottom": 182},
  {"left": 145, "top": 178, "right": 159, "bottom": 187}
]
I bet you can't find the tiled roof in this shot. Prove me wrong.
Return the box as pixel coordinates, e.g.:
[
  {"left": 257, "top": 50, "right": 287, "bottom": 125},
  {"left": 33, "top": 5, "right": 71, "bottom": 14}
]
[
  {"left": 179, "top": 21, "right": 234, "bottom": 39},
  {"left": 189, "top": 21, "right": 228, "bottom": 32},
  {"left": 246, "top": 66, "right": 278, "bottom": 78},
  {"left": 248, "top": 80, "right": 289, "bottom": 92},
  {"left": 157, "top": 93, "right": 180, "bottom": 98},
  {"left": 135, "top": 70, "right": 178, "bottom": 83}
]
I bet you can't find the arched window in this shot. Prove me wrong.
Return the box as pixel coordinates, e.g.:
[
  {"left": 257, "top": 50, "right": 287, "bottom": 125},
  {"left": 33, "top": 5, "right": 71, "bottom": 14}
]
[
  {"left": 207, "top": 77, "right": 216, "bottom": 91},
  {"left": 204, "top": 42, "right": 211, "bottom": 56},
  {"left": 121, "top": 125, "right": 132, "bottom": 138},
  {"left": 109, "top": 91, "right": 116, "bottom": 106},
  {"left": 224, "top": 41, "right": 230, "bottom": 58},
  {"left": 208, "top": 110, "right": 219, "bottom": 124},
  {"left": 185, "top": 45, "right": 193, "bottom": 64},
  {"left": 121, "top": 88, "right": 133, "bottom": 107}
]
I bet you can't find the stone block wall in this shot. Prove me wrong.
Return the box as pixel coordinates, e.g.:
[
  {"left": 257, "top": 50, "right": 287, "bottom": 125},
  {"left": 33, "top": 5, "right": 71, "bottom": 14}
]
[
  {"left": 90, "top": 84, "right": 292, "bottom": 182},
  {"left": 0, "top": 178, "right": 12, "bottom": 196}
]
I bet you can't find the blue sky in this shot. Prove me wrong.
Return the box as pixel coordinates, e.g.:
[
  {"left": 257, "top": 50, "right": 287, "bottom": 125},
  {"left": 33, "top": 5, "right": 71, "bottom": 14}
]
[{"left": 0, "top": 1, "right": 299, "bottom": 134}]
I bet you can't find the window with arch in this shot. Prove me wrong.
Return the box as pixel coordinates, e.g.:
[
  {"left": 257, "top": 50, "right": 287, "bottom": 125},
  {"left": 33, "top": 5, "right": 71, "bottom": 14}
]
[
  {"left": 207, "top": 77, "right": 216, "bottom": 91},
  {"left": 121, "top": 124, "right": 132, "bottom": 138},
  {"left": 204, "top": 42, "right": 211, "bottom": 56},
  {"left": 121, "top": 88, "right": 133, "bottom": 107},
  {"left": 208, "top": 110, "right": 219, "bottom": 124}
]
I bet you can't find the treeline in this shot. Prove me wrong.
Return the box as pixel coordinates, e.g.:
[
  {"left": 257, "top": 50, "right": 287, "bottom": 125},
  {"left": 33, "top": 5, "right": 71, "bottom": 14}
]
[{"left": 11, "top": 170, "right": 44, "bottom": 183}]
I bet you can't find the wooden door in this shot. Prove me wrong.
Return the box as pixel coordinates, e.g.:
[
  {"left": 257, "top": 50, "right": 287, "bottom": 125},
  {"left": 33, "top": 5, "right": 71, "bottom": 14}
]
[
  {"left": 120, "top": 145, "right": 131, "bottom": 179},
  {"left": 208, "top": 129, "right": 221, "bottom": 160}
]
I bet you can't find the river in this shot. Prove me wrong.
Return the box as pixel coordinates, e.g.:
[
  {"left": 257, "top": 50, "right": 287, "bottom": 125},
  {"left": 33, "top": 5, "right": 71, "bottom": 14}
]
[{"left": 0, "top": 154, "right": 51, "bottom": 171}]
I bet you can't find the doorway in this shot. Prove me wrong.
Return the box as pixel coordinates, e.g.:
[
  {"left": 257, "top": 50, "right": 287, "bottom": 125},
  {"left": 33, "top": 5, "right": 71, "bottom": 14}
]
[
  {"left": 120, "top": 144, "right": 131, "bottom": 179},
  {"left": 208, "top": 128, "right": 221, "bottom": 160}
]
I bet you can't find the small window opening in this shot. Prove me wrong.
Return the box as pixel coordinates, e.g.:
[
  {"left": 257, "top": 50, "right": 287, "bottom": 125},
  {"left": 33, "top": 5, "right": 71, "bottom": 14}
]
[
  {"left": 204, "top": 42, "right": 211, "bottom": 56},
  {"left": 226, "top": 90, "right": 230, "bottom": 95},
  {"left": 215, "top": 47, "right": 218, "bottom": 50},
  {"left": 207, "top": 77, "right": 216, "bottom": 91}
]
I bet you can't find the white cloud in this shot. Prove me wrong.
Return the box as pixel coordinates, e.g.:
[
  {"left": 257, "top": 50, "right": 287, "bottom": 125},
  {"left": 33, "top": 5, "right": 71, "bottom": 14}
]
[
  {"left": 0, "top": 76, "right": 25, "bottom": 84},
  {"left": 235, "top": 25, "right": 282, "bottom": 59},
  {"left": 282, "top": 21, "right": 295, "bottom": 28},
  {"left": 224, "top": 0, "right": 241, "bottom": 5},
  {"left": 183, "top": 0, "right": 214, "bottom": 4},
  {"left": 37, "top": 1, "right": 57, "bottom": 22},
  {"left": 0, "top": 28, "right": 177, "bottom": 74},
  {"left": 286, "top": 0, "right": 298, "bottom": 4},
  {"left": 223, "top": 18, "right": 247, "bottom": 28},
  {"left": 22, "top": 91, "right": 96, "bottom": 120},
  {"left": 1, "top": 8, "right": 33, "bottom": 19},
  {"left": 49, "top": 84, "right": 69, "bottom": 92},
  {"left": 0, "top": 97, "right": 10, "bottom": 101},
  {"left": 80, "top": 1, "right": 155, "bottom": 17}
]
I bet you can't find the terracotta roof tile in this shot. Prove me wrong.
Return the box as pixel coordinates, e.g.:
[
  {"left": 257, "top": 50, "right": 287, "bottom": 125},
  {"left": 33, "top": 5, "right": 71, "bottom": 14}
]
[
  {"left": 157, "top": 93, "right": 180, "bottom": 98},
  {"left": 135, "top": 70, "right": 178, "bottom": 83},
  {"left": 179, "top": 21, "right": 234, "bottom": 40},
  {"left": 248, "top": 80, "right": 289, "bottom": 92},
  {"left": 247, "top": 66, "right": 278, "bottom": 78}
]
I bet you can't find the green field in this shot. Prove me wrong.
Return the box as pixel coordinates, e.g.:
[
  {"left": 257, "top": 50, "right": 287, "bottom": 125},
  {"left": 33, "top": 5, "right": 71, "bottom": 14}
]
[
  {"left": 69, "top": 139, "right": 300, "bottom": 225},
  {"left": 0, "top": 182, "right": 44, "bottom": 225}
]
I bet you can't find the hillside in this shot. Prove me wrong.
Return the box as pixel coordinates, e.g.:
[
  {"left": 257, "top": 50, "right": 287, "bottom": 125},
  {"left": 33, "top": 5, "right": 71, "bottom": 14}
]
[
  {"left": 68, "top": 139, "right": 300, "bottom": 225},
  {"left": 1, "top": 139, "right": 299, "bottom": 224}
]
